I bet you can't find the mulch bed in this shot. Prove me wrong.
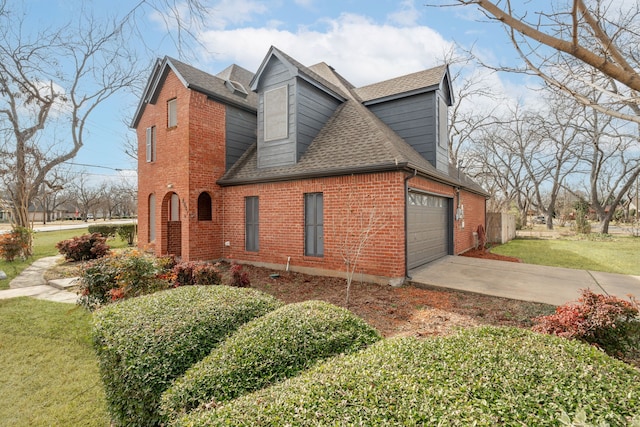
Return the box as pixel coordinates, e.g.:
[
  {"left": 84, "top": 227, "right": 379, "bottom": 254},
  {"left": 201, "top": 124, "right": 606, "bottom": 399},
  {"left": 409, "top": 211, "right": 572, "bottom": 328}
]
[{"left": 49, "top": 249, "right": 552, "bottom": 339}]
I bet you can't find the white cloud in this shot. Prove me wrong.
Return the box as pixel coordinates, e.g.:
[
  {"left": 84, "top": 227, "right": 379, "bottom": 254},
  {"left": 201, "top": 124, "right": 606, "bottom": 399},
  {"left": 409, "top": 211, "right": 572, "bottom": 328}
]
[
  {"left": 387, "top": 0, "right": 420, "bottom": 26},
  {"left": 150, "top": 0, "right": 268, "bottom": 31},
  {"left": 192, "top": 5, "right": 536, "bottom": 119},
  {"left": 198, "top": 13, "right": 454, "bottom": 86},
  {"left": 206, "top": 0, "right": 269, "bottom": 30}
]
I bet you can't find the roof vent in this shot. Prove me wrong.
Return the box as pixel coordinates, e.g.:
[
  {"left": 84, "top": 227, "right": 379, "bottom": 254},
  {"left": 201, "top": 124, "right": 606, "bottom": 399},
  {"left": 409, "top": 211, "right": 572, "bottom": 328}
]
[{"left": 225, "top": 80, "right": 248, "bottom": 98}]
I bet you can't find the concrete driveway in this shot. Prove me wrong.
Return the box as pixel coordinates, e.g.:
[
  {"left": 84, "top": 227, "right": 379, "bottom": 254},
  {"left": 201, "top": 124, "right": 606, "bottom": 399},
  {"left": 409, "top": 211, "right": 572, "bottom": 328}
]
[{"left": 409, "top": 256, "right": 640, "bottom": 306}]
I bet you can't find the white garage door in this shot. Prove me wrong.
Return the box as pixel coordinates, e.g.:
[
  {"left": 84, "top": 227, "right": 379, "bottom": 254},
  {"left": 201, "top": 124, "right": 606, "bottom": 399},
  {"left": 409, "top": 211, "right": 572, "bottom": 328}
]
[{"left": 407, "top": 191, "right": 450, "bottom": 269}]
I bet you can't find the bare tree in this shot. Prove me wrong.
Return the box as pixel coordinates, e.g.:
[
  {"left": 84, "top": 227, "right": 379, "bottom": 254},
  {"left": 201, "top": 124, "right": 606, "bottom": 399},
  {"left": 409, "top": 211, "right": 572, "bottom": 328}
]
[
  {"left": 525, "top": 95, "right": 585, "bottom": 229},
  {"left": 69, "top": 174, "right": 106, "bottom": 222},
  {"left": 442, "top": 1, "right": 640, "bottom": 125},
  {"left": 466, "top": 93, "right": 584, "bottom": 229},
  {"left": 98, "top": 177, "right": 138, "bottom": 219},
  {"left": 576, "top": 104, "right": 640, "bottom": 233},
  {"left": 32, "top": 167, "right": 73, "bottom": 224},
  {"left": 468, "top": 121, "right": 534, "bottom": 223},
  {"left": 0, "top": 0, "right": 209, "bottom": 251},
  {"left": 447, "top": 55, "right": 503, "bottom": 167},
  {"left": 333, "top": 181, "right": 387, "bottom": 306},
  {"left": 0, "top": 3, "right": 141, "bottom": 230}
]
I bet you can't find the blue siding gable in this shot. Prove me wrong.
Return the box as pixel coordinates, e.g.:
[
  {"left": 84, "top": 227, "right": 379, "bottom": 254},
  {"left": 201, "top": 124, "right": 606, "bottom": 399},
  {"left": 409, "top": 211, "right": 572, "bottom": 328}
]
[
  {"left": 225, "top": 105, "right": 257, "bottom": 171},
  {"left": 252, "top": 51, "right": 342, "bottom": 169},
  {"left": 296, "top": 79, "right": 341, "bottom": 161},
  {"left": 255, "top": 55, "right": 297, "bottom": 168},
  {"left": 367, "top": 90, "right": 450, "bottom": 173}
]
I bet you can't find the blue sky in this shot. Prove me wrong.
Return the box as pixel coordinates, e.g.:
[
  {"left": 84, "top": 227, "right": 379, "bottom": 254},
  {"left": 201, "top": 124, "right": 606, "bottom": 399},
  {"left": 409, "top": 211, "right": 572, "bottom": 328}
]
[{"left": 23, "top": 0, "right": 529, "bottom": 182}]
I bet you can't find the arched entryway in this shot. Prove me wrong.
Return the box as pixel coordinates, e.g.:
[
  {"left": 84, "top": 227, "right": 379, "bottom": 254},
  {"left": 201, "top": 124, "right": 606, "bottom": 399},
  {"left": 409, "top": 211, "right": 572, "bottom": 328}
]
[{"left": 161, "top": 192, "right": 182, "bottom": 258}]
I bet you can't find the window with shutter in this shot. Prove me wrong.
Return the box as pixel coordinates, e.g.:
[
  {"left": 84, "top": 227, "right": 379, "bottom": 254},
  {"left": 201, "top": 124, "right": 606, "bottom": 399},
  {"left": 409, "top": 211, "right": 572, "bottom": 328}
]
[
  {"left": 245, "top": 196, "right": 259, "bottom": 251},
  {"left": 168, "top": 98, "right": 177, "bottom": 128},
  {"left": 145, "top": 126, "right": 156, "bottom": 162},
  {"left": 304, "top": 193, "right": 324, "bottom": 257}
]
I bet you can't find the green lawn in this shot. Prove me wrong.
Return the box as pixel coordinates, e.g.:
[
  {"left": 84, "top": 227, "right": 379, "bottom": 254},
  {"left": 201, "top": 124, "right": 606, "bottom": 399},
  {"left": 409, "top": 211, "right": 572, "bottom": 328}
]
[
  {"left": 0, "top": 227, "right": 131, "bottom": 290},
  {"left": 0, "top": 298, "right": 110, "bottom": 426},
  {"left": 491, "top": 236, "right": 640, "bottom": 275}
]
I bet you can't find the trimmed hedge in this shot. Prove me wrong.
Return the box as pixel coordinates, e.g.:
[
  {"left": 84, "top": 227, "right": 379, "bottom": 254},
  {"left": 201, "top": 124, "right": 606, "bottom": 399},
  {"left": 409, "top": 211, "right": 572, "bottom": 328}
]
[
  {"left": 87, "top": 224, "right": 136, "bottom": 245},
  {"left": 116, "top": 224, "right": 136, "bottom": 246},
  {"left": 161, "top": 300, "right": 381, "bottom": 422},
  {"left": 92, "top": 286, "right": 283, "bottom": 427},
  {"left": 88, "top": 224, "right": 119, "bottom": 238},
  {"left": 178, "top": 327, "right": 640, "bottom": 426}
]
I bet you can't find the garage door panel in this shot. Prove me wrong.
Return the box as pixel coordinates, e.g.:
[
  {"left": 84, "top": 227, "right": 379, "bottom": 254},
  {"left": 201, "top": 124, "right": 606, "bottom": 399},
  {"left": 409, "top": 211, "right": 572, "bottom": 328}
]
[{"left": 407, "top": 192, "right": 450, "bottom": 269}]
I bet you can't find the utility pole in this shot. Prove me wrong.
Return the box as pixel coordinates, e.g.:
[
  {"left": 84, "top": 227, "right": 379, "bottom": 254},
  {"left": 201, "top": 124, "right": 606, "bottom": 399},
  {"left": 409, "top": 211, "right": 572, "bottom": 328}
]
[{"left": 634, "top": 175, "right": 640, "bottom": 222}]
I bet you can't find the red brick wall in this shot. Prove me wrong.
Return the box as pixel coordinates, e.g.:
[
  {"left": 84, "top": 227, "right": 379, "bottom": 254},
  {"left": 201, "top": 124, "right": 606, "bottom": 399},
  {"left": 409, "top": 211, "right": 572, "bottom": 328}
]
[
  {"left": 186, "top": 90, "right": 226, "bottom": 260},
  {"left": 455, "top": 188, "right": 487, "bottom": 252},
  {"left": 221, "top": 172, "right": 407, "bottom": 279},
  {"left": 138, "top": 71, "right": 191, "bottom": 254},
  {"left": 167, "top": 221, "right": 182, "bottom": 256},
  {"left": 137, "top": 69, "right": 227, "bottom": 260}
]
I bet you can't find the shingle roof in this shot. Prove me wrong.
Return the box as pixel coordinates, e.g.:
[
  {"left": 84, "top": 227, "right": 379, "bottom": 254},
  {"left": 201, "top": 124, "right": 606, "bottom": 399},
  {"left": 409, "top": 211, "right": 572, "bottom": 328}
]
[
  {"left": 307, "top": 62, "right": 356, "bottom": 98},
  {"left": 167, "top": 57, "right": 257, "bottom": 111},
  {"left": 131, "top": 57, "right": 257, "bottom": 127},
  {"left": 220, "top": 55, "right": 485, "bottom": 195},
  {"left": 355, "top": 65, "right": 447, "bottom": 102},
  {"left": 253, "top": 47, "right": 349, "bottom": 100}
]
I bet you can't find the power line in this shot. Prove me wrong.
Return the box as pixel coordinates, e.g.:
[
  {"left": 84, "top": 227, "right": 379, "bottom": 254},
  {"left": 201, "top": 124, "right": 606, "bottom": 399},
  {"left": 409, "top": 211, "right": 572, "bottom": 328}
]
[{"left": 62, "top": 161, "right": 136, "bottom": 172}]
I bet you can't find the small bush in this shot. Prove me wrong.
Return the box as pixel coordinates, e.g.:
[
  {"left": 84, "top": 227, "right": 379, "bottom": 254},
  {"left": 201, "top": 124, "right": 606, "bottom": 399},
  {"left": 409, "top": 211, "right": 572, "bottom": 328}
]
[
  {"left": 116, "top": 224, "right": 136, "bottom": 246},
  {"left": 174, "top": 261, "right": 221, "bottom": 287},
  {"left": 572, "top": 201, "right": 592, "bottom": 234},
  {"left": 92, "top": 286, "right": 283, "bottom": 427},
  {"left": 160, "top": 300, "right": 381, "bottom": 422},
  {"left": 533, "top": 289, "right": 640, "bottom": 363},
  {"left": 229, "top": 262, "right": 249, "bottom": 287},
  {"left": 178, "top": 327, "right": 640, "bottom": 427},
  {"left": 56, "top": 233, "right": 110, "bottom": 261},
  {"left": 87, "top": 224, "right": 118, "bottom": 238},
  {"left": 0, "top": 227, "right": 32, "bottom": 261},
  {"left": 77, "top": 250, "right": 174, "bottom": 311}
]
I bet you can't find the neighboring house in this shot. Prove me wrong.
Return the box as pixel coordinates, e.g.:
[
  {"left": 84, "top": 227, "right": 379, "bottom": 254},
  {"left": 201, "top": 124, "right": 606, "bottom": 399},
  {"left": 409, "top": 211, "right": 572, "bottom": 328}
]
[
  {"left": 0, "top": 198, "right": 13, "bottom": 222},
  {"left": 133, "top": 46, "right": 488, "bottom": 285},
  {"left": 27, "top": 204, "right": 73, "bottom": 223}
]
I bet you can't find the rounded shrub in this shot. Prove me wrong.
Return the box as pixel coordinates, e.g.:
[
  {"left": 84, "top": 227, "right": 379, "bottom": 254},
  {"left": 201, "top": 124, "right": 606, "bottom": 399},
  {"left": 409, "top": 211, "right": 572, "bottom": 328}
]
[
  {"left": 533, "top": 289, "right": 640, "bottom": 364},
  {"left": 0, "top": 226, "right": 32, "bottom": 261},
  {"left": 91, "top": 285, "right": 283, "bottom": 427},
  {"left": 160, "top": 300, "right": 381, "bottom": 422},
  {"left": 77, "top": 250, "right": 174, "bottom": 311},
  {"left": 173, "top": 261, "right": 221, "bottom": 287},
  {"left": 116, "top": 223, "right": 136, "bottom": 246},
  {"left": 178, "top": 326, "right": 640, "bottom": 427},
  {"left": 56, "top": 232, "right": 110, "bottom": 261}
]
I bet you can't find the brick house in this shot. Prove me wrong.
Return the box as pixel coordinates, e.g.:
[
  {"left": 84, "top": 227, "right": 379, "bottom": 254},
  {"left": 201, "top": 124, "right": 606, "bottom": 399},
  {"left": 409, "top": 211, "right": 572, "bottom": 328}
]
[{"left": 132, "top": 46, "right": 488, "bottom": 285}]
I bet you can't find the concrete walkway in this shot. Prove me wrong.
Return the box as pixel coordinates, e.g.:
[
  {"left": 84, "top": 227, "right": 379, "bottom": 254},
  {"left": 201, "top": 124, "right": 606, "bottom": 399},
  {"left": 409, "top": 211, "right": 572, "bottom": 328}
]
[
  {"left": 410, "top": 256, "right": 640, "bottom": 306},
  {"left": 0, "top": 255, "right": 78, "bottom": 304}
]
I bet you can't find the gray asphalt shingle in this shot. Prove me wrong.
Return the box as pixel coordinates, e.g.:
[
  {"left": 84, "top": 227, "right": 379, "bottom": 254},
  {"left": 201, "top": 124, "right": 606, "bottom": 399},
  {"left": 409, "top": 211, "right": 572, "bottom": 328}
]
[
  {"left": 167, "top": 57, "right": 258, "bottom": 111},
  {"left": 139, "top": 49, "right": 485, "bottom": 195},
  {"left": 355, "top": 65, "right": 447, "bottom": 102}
]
